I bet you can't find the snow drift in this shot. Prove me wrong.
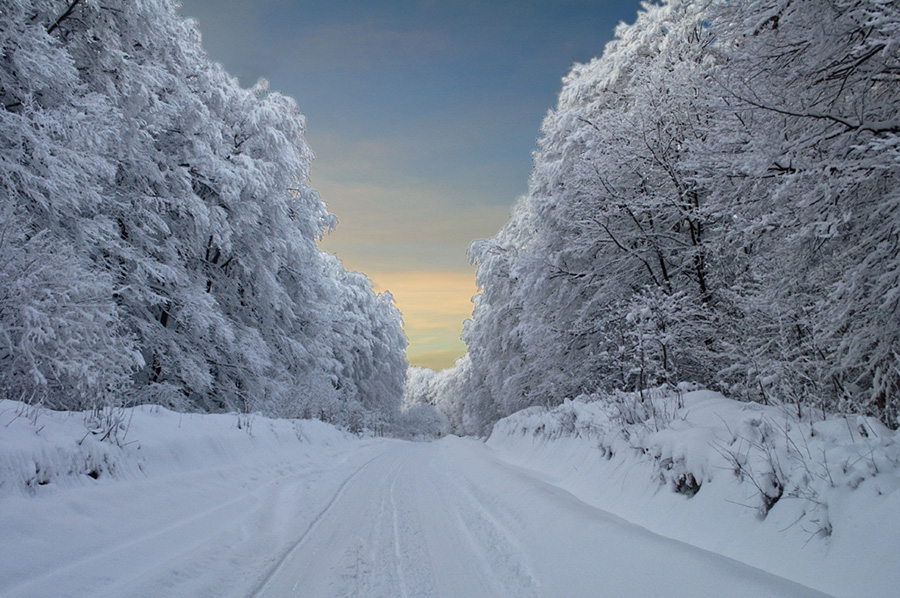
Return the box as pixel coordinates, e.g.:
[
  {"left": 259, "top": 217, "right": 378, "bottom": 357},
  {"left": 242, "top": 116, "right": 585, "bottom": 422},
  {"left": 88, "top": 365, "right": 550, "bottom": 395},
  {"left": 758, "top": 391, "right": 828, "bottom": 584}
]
[
  {"left": 487, "top": 388, "right": 900, "bottom": 598},
  {"left": 0, "top": 399, "right": 351, "bottom": 497}
]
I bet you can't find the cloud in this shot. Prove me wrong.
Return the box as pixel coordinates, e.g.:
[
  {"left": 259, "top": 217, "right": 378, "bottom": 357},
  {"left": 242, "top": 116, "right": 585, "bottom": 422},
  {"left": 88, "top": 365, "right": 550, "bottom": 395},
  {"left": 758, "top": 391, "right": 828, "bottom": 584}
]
[
  {"left": 308, "top": 125, "right": 516, "bottom": 272},
  {"left": 314, "top": 176, "right": 511, "bottom": 271}
]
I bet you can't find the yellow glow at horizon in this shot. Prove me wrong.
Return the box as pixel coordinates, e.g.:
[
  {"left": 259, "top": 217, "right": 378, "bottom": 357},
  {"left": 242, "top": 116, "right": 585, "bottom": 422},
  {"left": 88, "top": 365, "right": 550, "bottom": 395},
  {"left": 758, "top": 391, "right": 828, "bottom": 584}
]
[
  {"left": 309, "top": 139, "right": 510, "bottom": 373},
  {"left": 366, "top": 269, "right": 476, "bottom": 371}
]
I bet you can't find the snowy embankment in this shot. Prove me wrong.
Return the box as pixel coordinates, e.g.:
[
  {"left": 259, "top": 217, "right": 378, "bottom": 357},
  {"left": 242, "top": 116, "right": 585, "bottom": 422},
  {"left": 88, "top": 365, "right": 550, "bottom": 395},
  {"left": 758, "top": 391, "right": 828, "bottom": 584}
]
[
  {"left": 0, "top": 400, "right": 351, "bottom": 495},
  {"left": 0, "top": 400, "right": 381, "bottom": 597},
  {"left": 487, "top": 388, "right": 900, "bottom": 598}
]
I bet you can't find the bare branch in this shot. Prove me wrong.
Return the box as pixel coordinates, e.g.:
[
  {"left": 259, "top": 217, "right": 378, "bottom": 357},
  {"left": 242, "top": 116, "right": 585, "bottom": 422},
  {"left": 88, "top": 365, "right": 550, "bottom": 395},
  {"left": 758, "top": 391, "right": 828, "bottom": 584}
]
[{"left": 47, "top": 0, "right": 83, "bottom": 34}]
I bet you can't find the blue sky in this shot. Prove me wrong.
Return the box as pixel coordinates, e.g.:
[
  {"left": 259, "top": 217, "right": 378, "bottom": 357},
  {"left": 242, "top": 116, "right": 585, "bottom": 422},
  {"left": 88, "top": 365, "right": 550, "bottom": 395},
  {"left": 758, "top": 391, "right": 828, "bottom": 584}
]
[{"left": 180, "top": 0, "right": 643, "bottom": 369}]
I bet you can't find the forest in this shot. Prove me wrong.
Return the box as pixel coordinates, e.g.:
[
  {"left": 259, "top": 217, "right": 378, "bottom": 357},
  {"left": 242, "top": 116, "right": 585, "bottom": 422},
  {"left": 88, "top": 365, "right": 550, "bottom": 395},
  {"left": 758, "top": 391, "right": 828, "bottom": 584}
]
[
  {"left": 1, "top": 0, "right": 408, "bottom": 430},
  {"left": 411, "top": 0, "right": 900, "bottom": 436},
  {"left": 2, "top": 0, "right": 898, "bottom": 439},
  {"left": 2, "top": 2, "right": 899, "bottom": 594}
]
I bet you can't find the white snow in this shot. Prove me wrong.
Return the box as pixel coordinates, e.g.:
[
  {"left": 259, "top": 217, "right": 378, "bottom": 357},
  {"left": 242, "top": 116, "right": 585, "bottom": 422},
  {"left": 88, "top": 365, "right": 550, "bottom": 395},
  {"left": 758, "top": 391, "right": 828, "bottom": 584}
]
[
  {"left": 487, "top": 389, "right": 900, "bottom": 598},
  {"left": 1, "top": 396, "right": 894, "bottom": 597}
]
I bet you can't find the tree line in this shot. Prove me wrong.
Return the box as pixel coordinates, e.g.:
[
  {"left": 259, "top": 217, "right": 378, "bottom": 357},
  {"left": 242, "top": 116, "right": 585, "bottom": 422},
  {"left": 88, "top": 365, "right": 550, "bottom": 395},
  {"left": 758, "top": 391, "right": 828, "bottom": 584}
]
[
  {"left": 1, "top": 0, "right": 408, "bottom": 428},
  {"left": 418, "top": 0, "right": 900, "bottom": 434}
]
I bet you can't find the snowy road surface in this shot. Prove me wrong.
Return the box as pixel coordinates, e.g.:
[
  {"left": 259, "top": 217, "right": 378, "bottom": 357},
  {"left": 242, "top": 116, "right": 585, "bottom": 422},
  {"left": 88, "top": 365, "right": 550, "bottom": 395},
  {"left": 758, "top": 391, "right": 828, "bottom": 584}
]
[{"left": 2, "top": 436, "right": 833, "bottom": 597}]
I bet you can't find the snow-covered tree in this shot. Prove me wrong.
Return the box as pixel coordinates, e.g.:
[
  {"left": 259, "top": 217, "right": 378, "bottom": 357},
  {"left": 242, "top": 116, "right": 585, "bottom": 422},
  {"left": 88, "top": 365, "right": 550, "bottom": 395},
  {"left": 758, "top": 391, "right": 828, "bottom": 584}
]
[
  {"left": 455, "top": 1, "right": 725, "bottom": 427},
  {"left": 1, "top": 0, "right": 408, "bottom": 422},
  {"left": 0, "top": 0, "right": 142, "bottom": 409},
  {"left": 447, "top": 0, "right": 900, "bottom": 430},
  {"left": 703, "top": 0, "right": 900, "bottom": 423}
]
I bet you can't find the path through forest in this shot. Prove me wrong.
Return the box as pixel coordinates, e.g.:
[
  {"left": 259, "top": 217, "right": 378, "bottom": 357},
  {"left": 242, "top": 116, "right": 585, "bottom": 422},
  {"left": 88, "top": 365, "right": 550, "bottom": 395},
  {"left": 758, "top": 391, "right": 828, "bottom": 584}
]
[{"left": 1, "top": 436, "right": 833, "bottom": 597}]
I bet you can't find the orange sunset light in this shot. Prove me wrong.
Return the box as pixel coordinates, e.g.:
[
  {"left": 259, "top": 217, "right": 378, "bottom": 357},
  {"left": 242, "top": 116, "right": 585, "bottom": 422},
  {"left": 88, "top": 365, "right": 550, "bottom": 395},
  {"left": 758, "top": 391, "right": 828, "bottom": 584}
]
[{"left": 368, "top": 270, "right": 476, "bottom": 371}]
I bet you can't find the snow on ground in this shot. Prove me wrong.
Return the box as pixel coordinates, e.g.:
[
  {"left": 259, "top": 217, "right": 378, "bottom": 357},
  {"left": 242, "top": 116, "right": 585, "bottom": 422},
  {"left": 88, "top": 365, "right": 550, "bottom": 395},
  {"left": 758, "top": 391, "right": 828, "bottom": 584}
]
[
  {"left": 0, "top": 400, "right": 351, "bottom": 495},
  {"left": 0, "top": 400, "right": 373, "bottom": 597},
  {"left": 487, "top": 388, "right": 900, "bottom": 598},
  {"left": 0, "top": 395, "right": 892, "bottom": 597},
  {"left": 251, "top": 437, "right": 829, "bottom": 598}
]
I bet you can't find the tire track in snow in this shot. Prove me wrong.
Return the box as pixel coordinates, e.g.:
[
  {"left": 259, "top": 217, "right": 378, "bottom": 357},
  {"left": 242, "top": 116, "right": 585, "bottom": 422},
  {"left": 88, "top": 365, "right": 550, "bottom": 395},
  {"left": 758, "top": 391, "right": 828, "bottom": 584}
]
[
  {"left": 2, "top": 457, "right": 318, "bottom": 598},
  {"left": 440, "top": 462, "right": 541, "bottom": 597},
  {"left": 249, "top": 451, "right": 386, "bottom": 598},
  {"left": 389, "top": 464, "right": 411, "bottom": 598}
]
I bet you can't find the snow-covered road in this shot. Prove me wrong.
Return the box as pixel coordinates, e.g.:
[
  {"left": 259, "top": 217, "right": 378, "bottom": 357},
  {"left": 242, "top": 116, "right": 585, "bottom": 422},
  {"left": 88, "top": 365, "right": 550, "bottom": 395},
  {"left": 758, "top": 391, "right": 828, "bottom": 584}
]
[
  {"left": 252, "top": 438, "right": 831, "bottom": 598},
  {"left": 2, "top": 435, "right": 833, "bottom": 598}
]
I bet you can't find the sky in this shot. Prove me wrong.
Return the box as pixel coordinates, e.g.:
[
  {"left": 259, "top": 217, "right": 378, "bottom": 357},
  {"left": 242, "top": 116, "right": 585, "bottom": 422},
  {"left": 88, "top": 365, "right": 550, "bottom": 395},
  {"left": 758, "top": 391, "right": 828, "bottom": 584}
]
[{"left": 179, "top": 0, "right": 643, "bottom": 370}]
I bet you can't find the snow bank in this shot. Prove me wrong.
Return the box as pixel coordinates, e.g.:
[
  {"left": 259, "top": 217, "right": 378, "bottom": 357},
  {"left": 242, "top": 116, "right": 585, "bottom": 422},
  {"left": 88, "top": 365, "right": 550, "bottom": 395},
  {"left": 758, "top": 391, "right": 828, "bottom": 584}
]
[
  {"left": 0, "top": 400, "right": 389, "bottom": 597},
  {"left": 487, "top": 388, "right": 900, "bottom": 598},
  {"left": 0, "top": 400, "right": 350, "bottom": 497}
]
